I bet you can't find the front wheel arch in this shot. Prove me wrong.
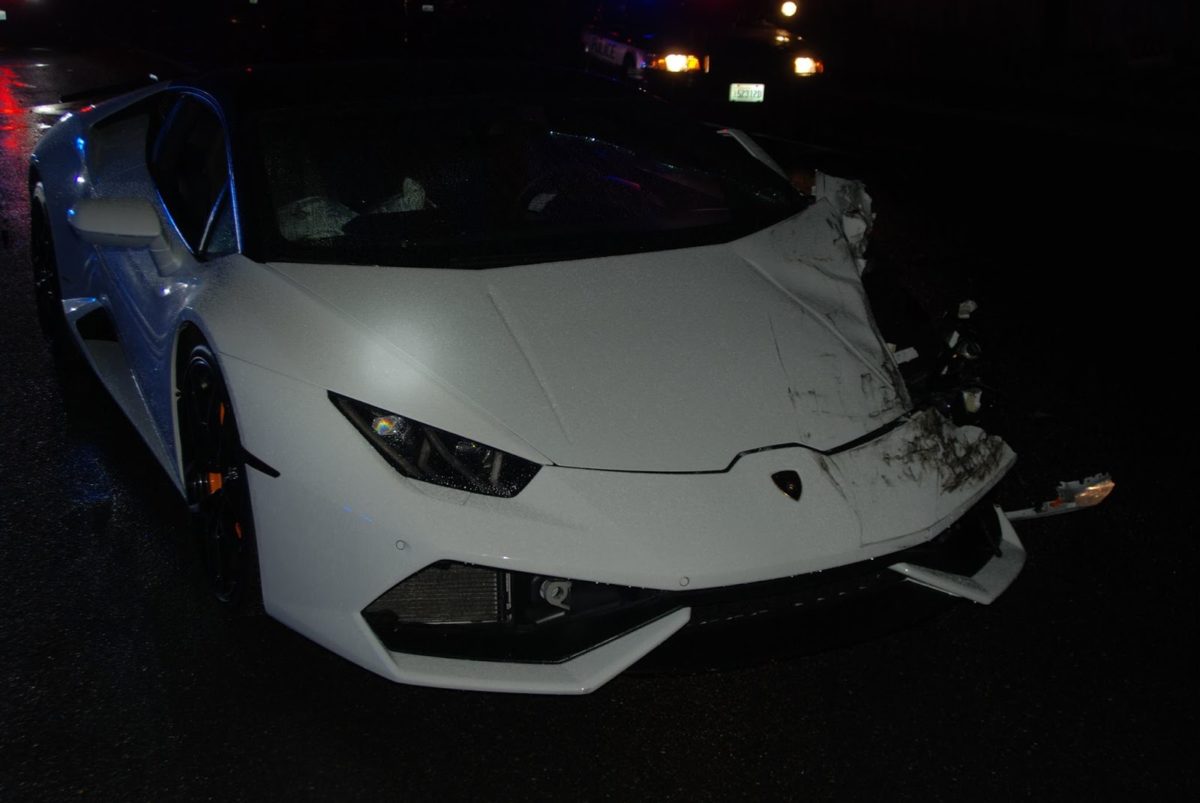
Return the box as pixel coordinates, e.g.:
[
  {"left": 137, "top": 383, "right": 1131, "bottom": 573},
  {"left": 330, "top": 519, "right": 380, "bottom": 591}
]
[{"left": 175, "top": 330, "right": 262, "bottom": 608}]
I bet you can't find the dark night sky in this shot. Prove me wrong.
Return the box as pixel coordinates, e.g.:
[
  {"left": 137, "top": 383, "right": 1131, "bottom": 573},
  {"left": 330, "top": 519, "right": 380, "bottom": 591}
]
[{"left": 5, "top": 1, "right": 1196, "bottom": 85}]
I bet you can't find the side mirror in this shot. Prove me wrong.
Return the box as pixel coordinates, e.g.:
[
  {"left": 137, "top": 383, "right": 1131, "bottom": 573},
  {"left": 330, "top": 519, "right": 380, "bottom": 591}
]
[
  {"left": 68, "top": 197, "right": 182, "bottom": 275},
  {"left": 68, "top": 198, "right": 163, "bottom": 247}
]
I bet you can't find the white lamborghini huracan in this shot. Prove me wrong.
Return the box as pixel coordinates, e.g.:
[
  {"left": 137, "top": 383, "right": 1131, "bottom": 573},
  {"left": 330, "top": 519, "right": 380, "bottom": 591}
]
[{"left": 30, "top": 61, "right": 1070, "bottom": 694}]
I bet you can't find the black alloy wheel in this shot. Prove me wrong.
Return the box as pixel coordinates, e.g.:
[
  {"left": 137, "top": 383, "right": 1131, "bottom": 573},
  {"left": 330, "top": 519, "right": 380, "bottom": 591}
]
[{"left": 178, "top": 342, "right": 259, "bottom": 605}]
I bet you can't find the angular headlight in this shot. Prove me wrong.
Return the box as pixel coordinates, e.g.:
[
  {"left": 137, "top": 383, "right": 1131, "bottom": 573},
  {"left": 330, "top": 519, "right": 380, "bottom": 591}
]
[{"left": 329, "top": 391, "right": 541, "bottom": 498}]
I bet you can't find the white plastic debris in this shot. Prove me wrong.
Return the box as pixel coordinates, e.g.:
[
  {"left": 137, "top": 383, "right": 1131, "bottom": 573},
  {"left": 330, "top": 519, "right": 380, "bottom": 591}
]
[
  {"left": 527, "top": 192, "right": 558, "bottom": 213},
  {"left": 277, "top": 196, "right": 357, "bottom": 241},
  {"left": 1005, "top": 474, "right": 1116, "bottom": 521},
  {"left": 814, "top": 172, "right": 874, "bottom": 276},
  {"left": 372, "top": 177, "right": 428, "bottom": 214}
]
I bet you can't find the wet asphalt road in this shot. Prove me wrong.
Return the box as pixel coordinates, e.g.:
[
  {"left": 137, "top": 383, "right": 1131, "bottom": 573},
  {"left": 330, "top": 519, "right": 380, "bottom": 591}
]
[{"left": 1, "top": 49, "right": 1197, "bottom": 801}]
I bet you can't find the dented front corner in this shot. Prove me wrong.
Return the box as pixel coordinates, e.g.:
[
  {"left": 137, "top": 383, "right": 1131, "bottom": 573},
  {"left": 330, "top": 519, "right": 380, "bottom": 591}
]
[
  {"left": 823, "top": 408, "right": 1016, "bottom": 547},
  {"left": 813, "top": 171, "right": 874, "bottom": 277}
]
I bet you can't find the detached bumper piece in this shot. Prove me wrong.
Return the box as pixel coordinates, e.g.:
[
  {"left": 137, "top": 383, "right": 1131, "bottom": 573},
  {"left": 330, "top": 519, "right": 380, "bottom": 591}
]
[
  {"left": 1004, "top": 473, "right": 1115, "bottom": 521},
  {"left": 889, "top": 505, "right": 1025, "bottom": 604},
  {"left": 364, "top": 496, "right": 1018, "bottom": 665},
  {"left": 683, "top": 494, "right": 1010, "bottom": 630}
]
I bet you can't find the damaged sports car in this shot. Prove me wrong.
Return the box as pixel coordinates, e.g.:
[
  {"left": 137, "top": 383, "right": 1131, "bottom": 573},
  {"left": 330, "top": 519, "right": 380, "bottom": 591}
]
[{"left": 30, "top": 61, "right": 1111, "bottom": 693}]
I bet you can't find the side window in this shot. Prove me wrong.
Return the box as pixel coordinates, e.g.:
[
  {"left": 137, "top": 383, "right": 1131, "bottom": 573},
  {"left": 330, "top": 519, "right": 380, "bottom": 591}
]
[
  {"left": 203, "top": 186, "right": 238, "bottom": 257},
  {"left": 89, "top": 97, "right": 155, "bottom": 182},
  {"left": 148, "top": 95, "right": 229, "bottom": 252}
]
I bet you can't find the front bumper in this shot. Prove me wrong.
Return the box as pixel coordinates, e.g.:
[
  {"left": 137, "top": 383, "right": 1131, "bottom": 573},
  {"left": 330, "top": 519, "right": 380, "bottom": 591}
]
[
  {"left": 223, "top": 357, "right": 1021, "bottom": 694},
  {"left": 360, "top": 499, "right": 1022, "bottom": 693}
]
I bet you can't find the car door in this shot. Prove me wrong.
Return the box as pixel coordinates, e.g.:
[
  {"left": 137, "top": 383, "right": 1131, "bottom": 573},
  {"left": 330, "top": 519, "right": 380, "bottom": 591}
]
[{"left": 97, "top": 90, "right": 236, "bottom": 458}]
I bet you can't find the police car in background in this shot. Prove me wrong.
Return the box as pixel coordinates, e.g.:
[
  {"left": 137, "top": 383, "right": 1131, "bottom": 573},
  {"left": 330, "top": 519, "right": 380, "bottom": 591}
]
[{"left": 582, "top": 1, "right": 824, "bottom": 107}]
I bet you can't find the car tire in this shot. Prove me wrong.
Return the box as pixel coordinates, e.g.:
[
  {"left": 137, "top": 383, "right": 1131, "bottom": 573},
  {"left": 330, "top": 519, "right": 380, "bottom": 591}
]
[
  {"left": 30, "top": 181, "right": 78, "bottom": 361},
  {"left": 177, "top": 338, "right": 262, "bottom": 610}
]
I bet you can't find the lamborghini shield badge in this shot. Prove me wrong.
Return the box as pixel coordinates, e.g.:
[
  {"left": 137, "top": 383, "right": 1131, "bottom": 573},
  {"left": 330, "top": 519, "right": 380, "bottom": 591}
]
[{"left": 772, "top": 470, "right": 802, "bottom": 501}]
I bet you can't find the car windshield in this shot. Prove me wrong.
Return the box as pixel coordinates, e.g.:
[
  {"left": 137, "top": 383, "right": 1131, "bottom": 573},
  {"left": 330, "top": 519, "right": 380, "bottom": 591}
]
[{"left": 250, "top": 90, "right": 806, "bottom": 268}]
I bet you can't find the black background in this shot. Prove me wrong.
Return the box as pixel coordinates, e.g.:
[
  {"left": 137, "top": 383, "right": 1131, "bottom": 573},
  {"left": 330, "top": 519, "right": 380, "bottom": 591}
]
[{"left": 2, "top": 2, "right": 1196, "bottom": 799}]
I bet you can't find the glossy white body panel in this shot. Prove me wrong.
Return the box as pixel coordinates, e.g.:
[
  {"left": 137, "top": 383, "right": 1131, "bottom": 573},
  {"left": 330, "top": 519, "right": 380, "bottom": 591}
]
[
  {"left": 267, "top": 194, "right": 908, "bottom": 471},
  {"left": 32, "top": 84, "right": 1024, "bottom": 693}
]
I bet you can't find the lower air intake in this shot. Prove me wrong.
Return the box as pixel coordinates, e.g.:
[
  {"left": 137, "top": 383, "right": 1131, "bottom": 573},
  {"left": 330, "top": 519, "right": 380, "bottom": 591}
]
[{"left": 365, "top": 563, "right": 499, "bottom": 624}]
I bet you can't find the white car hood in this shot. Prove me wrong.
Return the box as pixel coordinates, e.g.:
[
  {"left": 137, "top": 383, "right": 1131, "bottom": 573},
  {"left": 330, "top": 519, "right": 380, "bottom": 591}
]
[{"left": 269, "top": 195, "right": 908, "bottom": 471}]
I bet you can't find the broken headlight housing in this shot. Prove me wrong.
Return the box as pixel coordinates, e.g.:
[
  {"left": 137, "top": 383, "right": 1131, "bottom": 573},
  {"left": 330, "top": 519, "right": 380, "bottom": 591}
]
[{"left": 329, "top": 391, "right": 541, "bottom": 498}]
